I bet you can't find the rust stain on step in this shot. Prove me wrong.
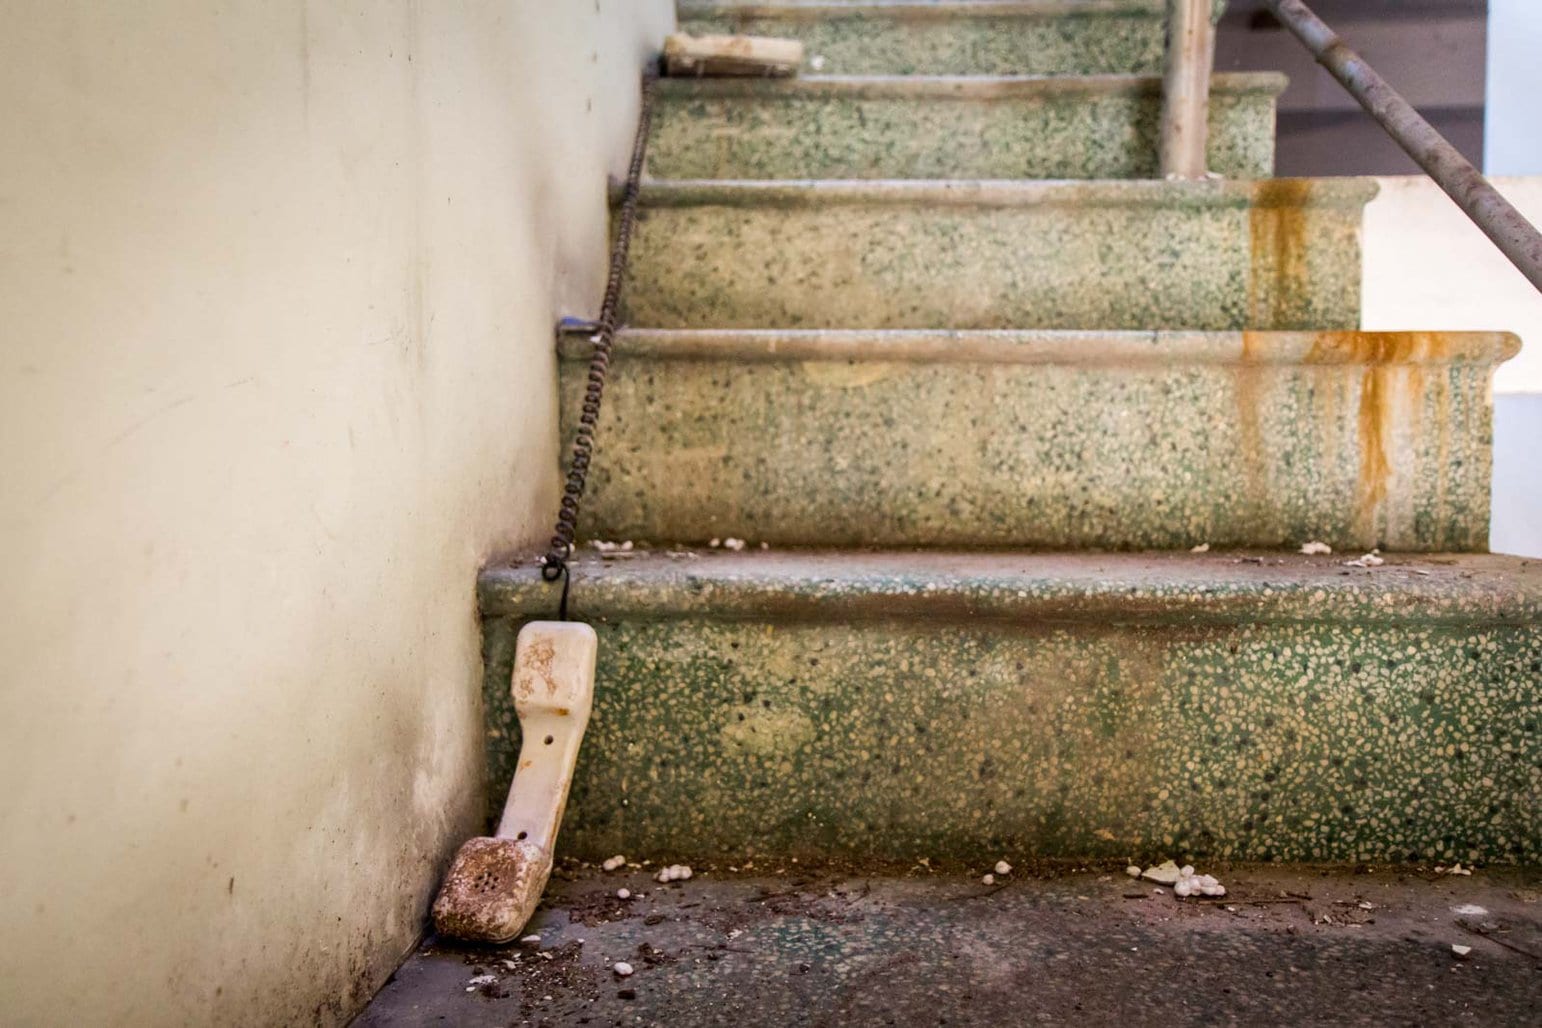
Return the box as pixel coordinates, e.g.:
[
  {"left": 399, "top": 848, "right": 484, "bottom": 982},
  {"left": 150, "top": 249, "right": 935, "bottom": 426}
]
[
  {"left": 1306, "top": 333, "right": 1447, "bottom": 545},
  {"left": 1246, "top": 179, "right": 1313, "bottom": 329}
]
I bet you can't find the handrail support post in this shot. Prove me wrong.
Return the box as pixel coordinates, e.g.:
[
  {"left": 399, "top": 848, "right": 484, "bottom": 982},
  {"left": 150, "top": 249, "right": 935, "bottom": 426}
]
[{"left": 1160, "top": 0, "right": 1217, "bottom": 179}]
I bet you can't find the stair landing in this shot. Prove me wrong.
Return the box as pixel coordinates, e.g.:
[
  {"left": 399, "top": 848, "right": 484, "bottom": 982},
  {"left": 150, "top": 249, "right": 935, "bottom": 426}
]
[{"left": 359, "top": 865, "right": 1542, "bottom": 1027}]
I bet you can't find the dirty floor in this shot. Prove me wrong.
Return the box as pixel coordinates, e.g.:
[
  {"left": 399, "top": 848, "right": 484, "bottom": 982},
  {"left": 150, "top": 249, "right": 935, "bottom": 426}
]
[{"left": 356, "top": 864, "right": 1542, "bottom": 1027}]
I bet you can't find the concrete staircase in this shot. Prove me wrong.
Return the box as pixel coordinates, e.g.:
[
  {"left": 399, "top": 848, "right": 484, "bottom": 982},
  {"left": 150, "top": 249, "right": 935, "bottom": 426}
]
[{"left": 483, "top": 0, "right": 1539, "bottom": 867}]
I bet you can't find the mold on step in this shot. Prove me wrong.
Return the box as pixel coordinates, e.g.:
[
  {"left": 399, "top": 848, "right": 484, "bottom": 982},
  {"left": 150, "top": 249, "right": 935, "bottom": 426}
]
[
  {"left": 477, "top": 550, "right": 1542, "bottom": 865},
  {"left": 621, "top": 177, "right": 1376, "bottom": 331},
  {"left": 649, "top": 73, "right": 1284, "bottom": 180},
  {"left": 678, "top": 1, "right": 1169, "bottom": 76},
  {"left": 559, "top": 329, "right": 1516, "bottom": 551}
]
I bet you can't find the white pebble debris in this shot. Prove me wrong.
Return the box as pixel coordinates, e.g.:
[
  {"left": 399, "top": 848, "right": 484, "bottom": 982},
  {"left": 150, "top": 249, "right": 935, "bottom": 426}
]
[
  {"left": 1345, "top": 551, "right": 1385, "bottom": 568},
  {"left": 601, "top": 855, "right": 627, "bottom": 872},
  {"left": 981, "top": 873, "right": 995, "bottom": 885},
  {"left": 994, "top": 860, "right": 1012, "bottom": 875},
  {"left": 723, "top": 537, "right": 747, "bottom": 551},
  {"left": 1125, "top": 865, "right": 1143, "bottom": 878},
  {"left": 616, "top": 888, "right": 632, "bottom": 900},
  {"left": 1299, "top": 541, "right": 1333, "bottom": 555},
  {"left": 656, "top": 863, "right": 694, "bottom": 883},
  {"left": 519, "top": 934, "right": 542, "bottom": 946},
  {"left": 1189, "top": 543, "right": 1210, "bottom": 553},
  {"left": 1450, "top": 945, "right": 1472, "bottom": 958},
  {"left": 613, "top": 961, "right": 635, "bottom": 977}
]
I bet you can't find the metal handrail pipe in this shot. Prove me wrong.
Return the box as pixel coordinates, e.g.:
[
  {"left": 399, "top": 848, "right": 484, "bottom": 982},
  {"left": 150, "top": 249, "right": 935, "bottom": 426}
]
[{"left": 1264, "top": 0, "right": 1542, "bottom": 294}]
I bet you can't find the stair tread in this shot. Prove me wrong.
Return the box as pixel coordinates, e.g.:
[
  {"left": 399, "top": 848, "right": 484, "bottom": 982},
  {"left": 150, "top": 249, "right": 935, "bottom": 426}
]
[
  {"left": 481, "top": 550, "right": 1542, "bottom": 625},
  {"left": 681, "top": 0, "right": 1165, "bottom": 16},
  {"left": 656, "top": 70, "right": 1287, "bottom": 98},
  {"left": 632, "top": 175, "right": 1379, "bottom": 206},
  {"left": 581, "top": 327, "right": 1519, "bottom": 365}
]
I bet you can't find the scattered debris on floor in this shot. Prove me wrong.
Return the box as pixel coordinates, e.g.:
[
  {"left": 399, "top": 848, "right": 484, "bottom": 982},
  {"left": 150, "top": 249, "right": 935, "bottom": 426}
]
[
  {"left": 1345, "top": 551, "right": 1385, "bottom": 568},
  {"left": 981, "top": 873, "right": 995, "bottom": 885},
  {"left": 602, "top": 855, "right": 627, "bottom": 872},
  {"left": 1299, "top": 541, "right": 1333, "bottom": 555},
  {"left": 1451, "top": 944, "right": 1473, "bottom": 958},
  {"left": 994, "top": 860, "right": 1013, "bottom": 876},
  {"left": 1436, "top": 863, "right": 1474, "bottom": 876},
  {"left": 1137, "top": 861, "right": 1224, "bottom": 898},
  {"left": 613, "top": 961, "right": 635, "bottom": 977},
  {"left": 663, "top": 32, "right": 805, "bottom": 77},
  {"left": 1189, "top": 543, "right": 1210, "bottom": 553},
  {"left": 589, "top": 540, "right": 634, "bottom": 553},
  {"left": 1452, "top": 903, "right": 1488, "bottom": 916},
  {"left": 617, "top": 888, "right": 632, "bottom": 900},
  {"left": 723, "top": 537, "right": 747, "bottom": 551},
  {"left": 656, "top": 864, "right": 694, "bottom": 883}
]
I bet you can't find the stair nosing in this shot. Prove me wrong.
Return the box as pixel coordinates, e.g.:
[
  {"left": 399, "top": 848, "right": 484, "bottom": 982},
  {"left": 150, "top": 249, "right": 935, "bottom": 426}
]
[
  {"left": 568, "top": 329, "right": 1520, "bottom": 367},
  {"left": 679, "top": 1, "right": 1165, "bottom": 21},
  {"left": 479, "top": 552, "right": 1542, "bottom": 627},
  {"left": 630, "top": 176, "right": 1380, "bottom": 209},
  {"left": 655, "top": 71, "right": 1288, "bottom": 100}
]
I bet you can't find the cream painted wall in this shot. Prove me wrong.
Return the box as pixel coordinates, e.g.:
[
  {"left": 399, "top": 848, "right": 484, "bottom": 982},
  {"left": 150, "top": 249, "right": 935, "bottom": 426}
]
[
  {"left": 1362, "top": 176, "right": 1542, "bottom": 393},
  {"left": 0, "top": 2, "right": 673, "bottom": 1025}
]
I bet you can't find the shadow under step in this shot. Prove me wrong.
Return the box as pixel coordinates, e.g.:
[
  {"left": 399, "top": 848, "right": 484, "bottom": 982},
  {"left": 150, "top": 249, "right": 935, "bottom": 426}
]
[
  {"left": 565, "top": 328, "right": 1514, "bottom": 551},
  {"left": 650, "top": 73, "right": 1284, "bottom": 180},
  {"left": 478, "top": 549, "right": 1542, "bottom": 865},
  {"left": 678, "top": 0, "right": 1169, "bottom": 76},
  {"left": 623, "top": 177, "right": 1374, "bottom": 331}
]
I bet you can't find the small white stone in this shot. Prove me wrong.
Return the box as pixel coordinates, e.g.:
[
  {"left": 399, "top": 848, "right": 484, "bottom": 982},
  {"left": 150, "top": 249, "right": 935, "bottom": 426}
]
[
  {"left": 617, "top": 888, "right": 631, "bottom": 900},
  {"left": 1190, "top": 543, "right": 1210, "bottom": 553},
  {"left": 602, "top": 855, "right": 627, "bottom": 872},
  {"left": 1345, "top": 551, "right": 1385, "bottom": 568},
  {"left": 982, "top": 873, "right": 995, "bottom": 885},
  {"left": 723, "top": 537, "right": 747, "bottom": 551},
  {"left": 468, "top": 974, "right": 497, "bottom": 986},
  {"left": 1451, "top": 903, "right": 1487, "bottom": 916},
  {"left": 519, "top": 934, "right": 542, "bottom": 946},
  {"left": 613, "top": 961, "right": 635, "bottom": 977},
  {"left": 709, "top": 538, "right": 721, "bottom": 548},
  {"left": 1450, "top": 945, "right": 1472, "bottom": 958},
  {"left": 1125, "top": 865, "right": 1142, "bottom": 878},
  {"left": 994, "top": 860, "right": 1012, "bottom": 875},
  {"left": 1174, "top": 879, "right": 1194, "bottom": 898},
  {"left": 1299, "top": 541, "right": 1333, "bottom": 555},
  {"left": 809, "top": 54, "right": 827, "bottom": 71}
]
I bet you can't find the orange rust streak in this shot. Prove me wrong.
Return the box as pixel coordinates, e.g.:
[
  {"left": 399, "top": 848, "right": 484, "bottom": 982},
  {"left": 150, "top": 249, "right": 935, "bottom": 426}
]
[{"left": 1247, "top": 180, "right": 1312, "bottom": 329}]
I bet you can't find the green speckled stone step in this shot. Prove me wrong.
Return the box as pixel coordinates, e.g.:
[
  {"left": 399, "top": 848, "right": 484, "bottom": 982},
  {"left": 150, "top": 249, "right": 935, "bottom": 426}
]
[
  {"left": 649, "top": 73, "right": 1283, "bottom": 180},
  {"left": 561, "top": 329, "right": 1515, "bottom": 551},
  {"left": 478, "top": 550, "right": 1542, "bottom": 864},
  {"left": 623, "top": 177, "right": 1374, "bottom": 330},
  {"left": 678, "top": 1, "right": 1168, "bottom": 76}
]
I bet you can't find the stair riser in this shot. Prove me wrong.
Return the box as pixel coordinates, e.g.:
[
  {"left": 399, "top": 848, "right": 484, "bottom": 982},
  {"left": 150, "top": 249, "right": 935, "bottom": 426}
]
[
  {"left": 623, "top": 180, "right": 1373, "bottom": 331},
  {"left": 564, "top": 332, "right": 1510, "bottom": 551},
  {"left": 480, "top": 599, "right": 1542, "bottom": 865},
  {"left": 677, "top": 6, "right": 1165, "bottom": 76},
  {"left": 650, "top": 77, "right": 1280, "bottom": 180}
]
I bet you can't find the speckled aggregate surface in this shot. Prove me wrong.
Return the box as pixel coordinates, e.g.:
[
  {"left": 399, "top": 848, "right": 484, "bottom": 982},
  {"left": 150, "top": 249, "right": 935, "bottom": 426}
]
[
  {"left": 679, "top": 1, "right": 1168, "bottom": 76},
  {"left": 477, "top": 551, "right": 1542, "bottom": 864},
  {"left": 623, "top": 178, "right": 1373, "bottom": 331},
  {"left": 561, "top": 329, "right": 1512, "bottom": 550},
  {"left": 650, "top": 73, "right": 1281, "bottom": 180},
  {"left": 361, "top": 868, "right": 1542, "bottom": 1028}
]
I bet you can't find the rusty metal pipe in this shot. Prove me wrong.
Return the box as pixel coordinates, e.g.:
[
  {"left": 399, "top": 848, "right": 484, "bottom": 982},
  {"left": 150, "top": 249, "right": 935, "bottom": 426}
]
[
  {"left": 1264, "top": 0, "right": 1542, "bottom": 295},
  {"left": 1159, "top": 0, "right": 1217, "bottom": 179}
]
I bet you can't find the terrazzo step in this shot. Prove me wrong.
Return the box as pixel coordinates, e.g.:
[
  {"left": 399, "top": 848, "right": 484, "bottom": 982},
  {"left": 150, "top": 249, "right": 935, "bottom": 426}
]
[
  {"left": 623, "top": 178, "right": 1374, "bottom": 331},
  {"left": 562, "top": 329, "right": 1515, "bottom": 551},
  {"left": 677, "top": 1, "right": 1169, "bottom": 76},
  {"left": 477, "top": 550, "right": 1542, "bottom": 864},
  {"left": 649, "top": 73, "right": 1283, "bottom": 180}
]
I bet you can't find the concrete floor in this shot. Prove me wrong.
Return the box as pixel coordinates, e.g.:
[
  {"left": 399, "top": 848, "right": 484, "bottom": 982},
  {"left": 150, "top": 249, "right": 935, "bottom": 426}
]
[{"left": 357, "top": 863, "right": 1542, "bottom": 1027}]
